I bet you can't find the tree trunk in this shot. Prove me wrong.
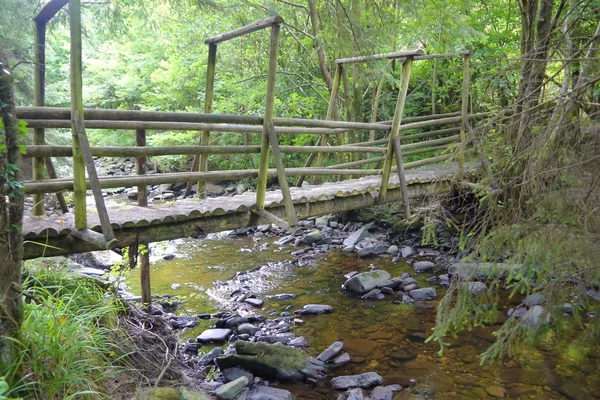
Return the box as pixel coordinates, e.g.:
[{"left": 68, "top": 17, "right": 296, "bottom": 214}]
[{"left": 0, "top": 57, "right": 25, "bottom": 385}]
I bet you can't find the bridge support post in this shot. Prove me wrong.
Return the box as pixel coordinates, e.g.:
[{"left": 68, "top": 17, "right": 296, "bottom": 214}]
[
  {"left": 315, "top": 64, "right": 343, "bottom": 172},
  {"left": 186, "top": 43, "right": 217, "bottom": 198},
  {"left": 256, "top": 22, "right": 297, "bottom": 226},
  {"left": 457, "top": 52, "right": 470, "bottom": 180},
  {"left": 139, "top": 241, "right": 151, "bottom": 305},
  {"left": 136, "top": 129, "right": 147, "bottom": 206},
  {"left": 378, "top": 57, "right": 414, "bottom": 203}
]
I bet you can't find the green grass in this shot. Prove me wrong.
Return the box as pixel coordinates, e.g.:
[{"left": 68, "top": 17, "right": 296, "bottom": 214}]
[{"left": 1, "top": 267, "right": 128, "bottom": 399}]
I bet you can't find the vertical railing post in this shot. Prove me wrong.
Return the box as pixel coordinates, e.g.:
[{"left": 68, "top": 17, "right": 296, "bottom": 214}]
[
  {"left": 33, "top": 21, "right": 46, "bottom": 216},
  {"left": 136, "top": 129, "right": 147, "bottom": 206},
  {"left": 378, "top": 56, "right": 414, "bottom": 203},
  {"left": 186, "top": 43, "right": 217, "bottom": 198},
  {"left": 458, "top": 52, "right": 470, "bottom": 180},
  {"left": 69, "top": 0, "right": 87, "bottom": 229},
  {"left": 256, "top": 23, "right": 279, "bottom": 209}
]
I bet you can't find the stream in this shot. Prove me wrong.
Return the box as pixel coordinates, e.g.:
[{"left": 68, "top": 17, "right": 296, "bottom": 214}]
[{"left": 123, "top": 232, "right": 600, "bottom": 399}]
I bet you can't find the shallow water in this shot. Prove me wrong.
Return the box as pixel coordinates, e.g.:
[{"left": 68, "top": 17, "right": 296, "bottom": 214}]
[{"left": 124, "top": 234, "right": 600, "bottom": 399}]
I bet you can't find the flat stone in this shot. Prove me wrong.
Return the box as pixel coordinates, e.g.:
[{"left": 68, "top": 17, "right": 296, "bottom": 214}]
[
  {"left": 331, "top": 372, "right": 383, "bottom": 390},
  {"left": 357, "top": 245, "right": 388, "bottom": 257},
  {"left": 399, "top": 277, "right": 418, "bottom": 290},
  {"left": 294, "top": 304, "right": 333, "bottom": 315},
  {"left": 344, "top": 271, "right": 359, "bottom": 279},
  {"left": 333, "top": 352, "right": 350, "bottom": 365},
  {"left": 223, "top": 367, "right": 254, "bottom": 383},
  {"left": 267, "top": 293, "right": 296, "bottom": 300},
  {"left": 387, "top": 245, "right": 399, "bottom": 255},
  {"left": 346, "top": 388, "right": 365, "bottom": 400},
  {"left": 197, "top": 329, "right": 232, "bottom": 343},
  {"left": 523, "top": 305, "right": 546, "bottom": 329},
  {"left": 413, "top": 261, "right": 435, "bottom": 272},
  {"left": 244, "top": 298, "right": 264, "bottom": 307},
  {"left": 224, "top": 317, "right": 250, "bottom": 329},
  {"left": 256, "top": 333, "right": 296, "bottom": 345},
  {"left": 409, "top": 287, "right": 437, "bottom": 301},
  {"left": 343, "top": 270, "right": 391, "bottom": 294},
  {"left": 403, "top": 283, "right": 418, "bottom": 292},
  {"left": 237, "top": 323, "right": 260, "bottom": 336},
  {"left": 315, "top": 216, "right": 329, "bottom": 228},
  {"left": 371, "top": 386, "right": 393, "bottom": 400},
  {"left": 317, "top": 341, "right": 344, "bottom": 362},
  {"left": 343, "top": 226, "right": 371, "bottom": 247},
  {"left": 246, "top": 386, "right": 294, "bottom": 400},
  {"left": 343, "top": 246, "right": 356, "bottom": 254},
  {"left": 214, "top": 376, "right": 249, "bottom": 400},
  {"left": 361, "top": 289, "right": 381, "bottom": 300},
  {"left": 485, "top": 384, "right": 506, "bottom": 398}
]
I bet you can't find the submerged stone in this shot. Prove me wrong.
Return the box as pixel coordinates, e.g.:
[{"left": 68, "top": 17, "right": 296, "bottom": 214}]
[
  {"left": 371, "top": 386, "right": 393, "bottom": 400},
  {"left": 413, "top": 261, "right": 435, "bottom": 273},
  {"left": 246, "top": 386, "right": 295, "bottom": 400},
  {"left": 461, "top": 281, "right": 488, "bottom": 295}
]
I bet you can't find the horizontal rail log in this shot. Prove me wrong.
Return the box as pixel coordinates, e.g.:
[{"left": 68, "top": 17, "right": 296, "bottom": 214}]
[
  {"left": 380, "top": 111, "right": 461, "bottom": 125},
  {"left": 335, "top": 49, "right": 424, "bottom": 64},
  {"left": 402, "top": 144, "right": 451, "bottom": 157},
  {"left": 24, "top": 144, "right": 385, "bottom": 158},
  {"left": 205, "top": 16, "right": 283, "bottom": 44},
  {"left": 401, "top": 134, "right": 459, "bottom": 150},
  {"left": 401, "top": 154, "right": 453, "bottom": 170},
  {"left": 19, "top": 167, "right": 382, "bottom": 194},
  {"left": 327, "top": 156, "right": 386, "bottom": 169},
  {"left": 16, "top": 107, "right": 393, "bottom": 131},
  {"left": 351, "top": 127, "right": 460, "bottom": 147},
  {"left": 335, "top": 50, "right": 469, "bottom": 64},
  {"left": 398, "top": 112, "right": 491, "bottom": 132}
]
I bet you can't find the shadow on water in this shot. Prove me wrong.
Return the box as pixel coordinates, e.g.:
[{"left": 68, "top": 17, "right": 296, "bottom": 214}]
[{"left": 124, "top": 234, "right": 600, "bottom": 399}]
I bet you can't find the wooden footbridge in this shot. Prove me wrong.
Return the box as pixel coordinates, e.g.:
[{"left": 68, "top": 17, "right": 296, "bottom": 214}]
[{"left": 11, "top": 1, "right": 495, "bottom": 302}]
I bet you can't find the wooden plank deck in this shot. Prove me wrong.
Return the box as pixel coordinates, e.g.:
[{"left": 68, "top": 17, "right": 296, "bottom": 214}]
[{"left": 22, "top": 163, "right": 465, "bottom": 259}]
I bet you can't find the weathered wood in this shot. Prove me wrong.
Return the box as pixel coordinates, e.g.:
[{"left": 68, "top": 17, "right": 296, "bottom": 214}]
[
  {"left": 69, "top": 0, "right": 86, "bottom": 230},
  {"left": 401, "top": 134, "right": 459, "bottom": 150},
  {"left": 251, "top": 209, "right": 289, "bottom": 231},
  {"left": 326, "top": 156, "right": 385, "bottom": 169},
  {"left": 188, "top": 42, "right": 217, "bottom": 198},
  {"left": 33, "top": 21, "right": 46, "bottom": 216},
  {"left": 21, "top": 167, "right": 383, "bottom": 194},
  {"left": 23, "top": 144, "right": 385, "bottom": 158},
  {"left": 393, "top": 136, "right": 411, "bottom": 219},
  {"left": 139, "top": 240, "right": 151, "bottom": 305},
  {"left": 351, "top": 127, "right": 460, "bottom": 148},
  {"left": 337, "top": 51, "right": 471, "bottom": 65},
  {"left": 335, "top": 49, "right": 424, "bottom": 64},
  {"left": 136, "top": 129, "right": 147, "bottom": 207},
  {"left": 204, "top": 16, "right": 283, "bottom": 44},
  {"left": 43, "top": 158, "right": 69, "bottom": 213},
  {"left": 295, "top": 136, "right": 320, "bottom": 187},
  {"left": 33, "top": 0, "right": 68, "bottom": 22},
  {"left": 379, "top": 57, "right": 414, "bottom": 202},
  {"left": 401, "top": 154, "right": 452, "bottom": 170},
  {"left": 380, "top": 111, "right": 461, "bottom": 125},
  {"left": 73, "top": 112, "right": 116, "bottom": 241},
  {"left": 464, "top": 120, "right": 497, "bottom": 187},
  {"left": 458, "top": 53, "right": 470, "bottom": 180},
  {"left": 402, "top": 144, "right": 451, "bottom": 157},
  {"left": 70, "top": 228, "right": 118, "bottom": 250},
  {"left": 17, "top": 107, "right": 392, "bottom": 131}
]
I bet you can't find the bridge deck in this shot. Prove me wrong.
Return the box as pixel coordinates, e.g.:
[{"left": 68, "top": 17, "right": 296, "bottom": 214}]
[{"left": 22, "top": 163, "right": 464, "bottom": 259}]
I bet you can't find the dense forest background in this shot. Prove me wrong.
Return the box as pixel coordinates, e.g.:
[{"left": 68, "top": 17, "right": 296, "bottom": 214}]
[{"left": 1, "top": 0, "right": 600, "bottom": 374}]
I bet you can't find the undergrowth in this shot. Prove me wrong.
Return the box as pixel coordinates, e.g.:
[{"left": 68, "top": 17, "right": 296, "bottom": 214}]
[{"left": 0, "top": 265, "right": 128, "bottom": 399}]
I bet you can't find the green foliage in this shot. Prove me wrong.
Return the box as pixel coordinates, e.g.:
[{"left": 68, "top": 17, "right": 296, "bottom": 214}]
[{"left": 0, "top": 266, "right": 128, "bottom": 399}]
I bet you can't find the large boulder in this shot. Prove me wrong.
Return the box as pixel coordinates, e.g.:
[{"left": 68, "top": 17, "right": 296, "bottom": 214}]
[
  {"left": 216, "top": 341, "right": 325, "bottom": 382},
  {"left": 343, "top": 270, "right": 391, "bottom": 294}
]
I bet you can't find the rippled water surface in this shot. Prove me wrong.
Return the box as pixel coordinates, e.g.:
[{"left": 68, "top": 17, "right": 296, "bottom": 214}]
[{"left": 124, "top": 234, "right": 600, "bottom": 399}]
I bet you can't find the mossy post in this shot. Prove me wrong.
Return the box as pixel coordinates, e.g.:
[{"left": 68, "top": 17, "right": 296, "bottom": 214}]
[
  {"left": 256, "top": 21, "right": 282, "bottom": 210},
  {"left": 186, "top": 43, "right": 217, "bottom": 198},
  {"left": 378, "top": 57, "right": 414, "bottom": 202},
  {"left": 139, "top": 240, "right": 151, "bottom": 305},
  {"left": 33, "top": 21, "right": 46, "bottom": 216},
  {"left": 69, "top": 0, "right": 86, "bottom": 229},
  {"left": 458, "top": 52, "right": 470, "bottom": 180},
  {"left": 136, "top": 129, "right": 147, "bottom": 206}
]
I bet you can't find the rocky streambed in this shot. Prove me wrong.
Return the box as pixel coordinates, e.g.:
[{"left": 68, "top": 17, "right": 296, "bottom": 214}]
[{"left": 68, "top": 212, "right": 600, "bottom": 400}]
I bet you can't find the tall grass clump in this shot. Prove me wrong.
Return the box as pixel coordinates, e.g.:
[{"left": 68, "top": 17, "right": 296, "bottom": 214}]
[{"left": 1, "top": 267, "right": 127, "bottom": 399}]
